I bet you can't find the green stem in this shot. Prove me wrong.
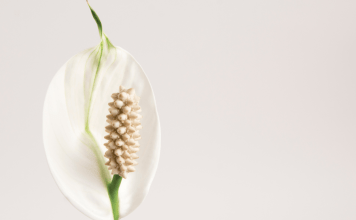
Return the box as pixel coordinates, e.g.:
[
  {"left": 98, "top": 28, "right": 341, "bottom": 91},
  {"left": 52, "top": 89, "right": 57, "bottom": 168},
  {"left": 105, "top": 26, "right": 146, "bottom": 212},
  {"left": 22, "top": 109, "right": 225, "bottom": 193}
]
[{"left": 108, "top": 174, "right": 122, "bottom": 220}]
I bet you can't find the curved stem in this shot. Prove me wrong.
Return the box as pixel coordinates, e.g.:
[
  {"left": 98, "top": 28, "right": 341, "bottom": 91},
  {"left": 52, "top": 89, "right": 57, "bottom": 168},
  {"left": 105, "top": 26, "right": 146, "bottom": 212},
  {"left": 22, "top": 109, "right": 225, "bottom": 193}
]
[{"left": 108, "top": 174, "right": 123, "bottom": 220}]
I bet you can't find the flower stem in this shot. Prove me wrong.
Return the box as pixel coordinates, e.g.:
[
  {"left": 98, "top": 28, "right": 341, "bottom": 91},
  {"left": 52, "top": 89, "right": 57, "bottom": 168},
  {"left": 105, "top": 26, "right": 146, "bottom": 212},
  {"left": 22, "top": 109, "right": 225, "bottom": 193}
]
[{"left": 108, "top": 174, "right": 122, "bottom": 220}]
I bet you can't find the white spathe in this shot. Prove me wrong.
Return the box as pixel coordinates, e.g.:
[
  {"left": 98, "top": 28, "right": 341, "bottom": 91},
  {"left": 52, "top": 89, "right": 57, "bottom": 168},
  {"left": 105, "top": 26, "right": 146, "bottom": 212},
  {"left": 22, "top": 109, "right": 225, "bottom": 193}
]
[{"left": 43, "top": 41, "right": 161, "bottom": 219}]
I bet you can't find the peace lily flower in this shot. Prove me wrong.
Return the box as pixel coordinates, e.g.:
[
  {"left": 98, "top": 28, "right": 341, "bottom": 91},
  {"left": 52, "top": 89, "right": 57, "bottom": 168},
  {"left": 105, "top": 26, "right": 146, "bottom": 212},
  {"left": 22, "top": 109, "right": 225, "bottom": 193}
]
[{"left": 42, "top": 2, "right": 161, "bottom": 220}]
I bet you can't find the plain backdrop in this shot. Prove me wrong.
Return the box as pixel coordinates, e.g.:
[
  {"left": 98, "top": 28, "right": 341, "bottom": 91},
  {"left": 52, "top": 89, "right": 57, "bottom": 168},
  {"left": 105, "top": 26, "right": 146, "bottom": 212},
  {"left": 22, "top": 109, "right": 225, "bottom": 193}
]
[{"left": 1, "top": 0, "right": 356, "bottom": 219}]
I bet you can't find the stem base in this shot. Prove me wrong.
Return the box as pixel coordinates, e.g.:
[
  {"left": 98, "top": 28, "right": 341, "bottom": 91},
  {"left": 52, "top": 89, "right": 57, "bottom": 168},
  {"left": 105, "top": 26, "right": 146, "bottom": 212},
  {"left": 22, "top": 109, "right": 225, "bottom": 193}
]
[{"left": 108, "top": 174, "right": 122, "bottom": 220}]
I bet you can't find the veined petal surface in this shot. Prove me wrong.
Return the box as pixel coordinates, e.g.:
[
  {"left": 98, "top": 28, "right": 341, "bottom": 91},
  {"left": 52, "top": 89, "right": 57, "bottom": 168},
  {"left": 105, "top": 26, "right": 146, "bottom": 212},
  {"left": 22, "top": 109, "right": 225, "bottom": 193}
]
[{"left": 43, "top": 38, "right": 161, "bottom": 219}]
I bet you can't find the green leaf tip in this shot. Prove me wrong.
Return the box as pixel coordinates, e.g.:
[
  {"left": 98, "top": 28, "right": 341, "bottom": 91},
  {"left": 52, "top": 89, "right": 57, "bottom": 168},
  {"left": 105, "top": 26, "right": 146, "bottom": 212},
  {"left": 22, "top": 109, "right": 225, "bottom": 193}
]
[{"left": 87, "top": 0, "right": 103, "bottom": 38}]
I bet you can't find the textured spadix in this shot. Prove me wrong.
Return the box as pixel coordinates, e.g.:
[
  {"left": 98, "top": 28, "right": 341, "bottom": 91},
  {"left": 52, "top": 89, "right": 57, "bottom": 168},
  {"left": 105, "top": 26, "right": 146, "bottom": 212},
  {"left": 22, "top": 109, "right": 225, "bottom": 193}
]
[
  {"left": 104, "top": 87, "right": 142, "bottom": 178},
  {"left": 42, "top": 4, "right": 160, "bottom": 220}
]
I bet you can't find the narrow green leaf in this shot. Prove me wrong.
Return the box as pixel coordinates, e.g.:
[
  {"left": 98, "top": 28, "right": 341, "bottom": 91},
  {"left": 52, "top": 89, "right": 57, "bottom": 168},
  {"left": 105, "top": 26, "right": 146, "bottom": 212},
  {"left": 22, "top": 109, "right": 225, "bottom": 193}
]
[{"left": 87, "top": 0, "right": 103, "bottom": 38}]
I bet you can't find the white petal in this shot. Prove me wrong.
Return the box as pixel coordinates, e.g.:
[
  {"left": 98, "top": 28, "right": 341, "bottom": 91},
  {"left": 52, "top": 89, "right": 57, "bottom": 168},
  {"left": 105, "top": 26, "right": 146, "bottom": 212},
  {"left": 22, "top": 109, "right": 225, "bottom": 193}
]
[{"left": 43, "top": 39, "right": 161, "bottom": 219}]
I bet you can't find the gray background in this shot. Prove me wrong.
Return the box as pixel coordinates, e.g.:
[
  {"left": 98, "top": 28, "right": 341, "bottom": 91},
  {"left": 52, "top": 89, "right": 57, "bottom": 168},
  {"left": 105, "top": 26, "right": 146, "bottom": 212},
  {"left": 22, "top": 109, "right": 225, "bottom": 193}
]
[{"left": 1, "top": 0, "right": 355, "bottom": 219}]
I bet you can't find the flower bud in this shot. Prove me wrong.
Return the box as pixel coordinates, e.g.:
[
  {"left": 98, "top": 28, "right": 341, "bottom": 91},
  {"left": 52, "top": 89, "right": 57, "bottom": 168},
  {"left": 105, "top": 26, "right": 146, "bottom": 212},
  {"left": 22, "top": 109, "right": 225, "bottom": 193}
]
[
  {"left": 111, "top": 120, "right": 121, "bottom": 128},
  {"left": 123, "top": 120, "right": 131, "bottom": 126},
  {"left": 122, "top": 106, "right": 131, "bottom": 114},
  {"left": 131, "top": 153, "right": 139, "bottom": 159},
  {"left": 118, "top": 114, "right": 128, "bottom": 121},
  {"left": 111, "top": 93, "right": 119, "bottom": 99},
  {"left": 110, "top": 132, "right": 119, "bottom": 139},
  {"left": 121, "top": 133, "right": 130, "bottom": 141},
  {"left": 127, "top": 126, "right": 135, "bottom": 134},
  {"left": 129, "top": 112, "right": 138, "bottom": 119},
  {"left": 118, "top": 92, "right": 129, "bottom": 101},
  {"left": 114, "top": 100, "right": 124, "bottom": 108},
  {"left": 114, "top": 148, "right": 123, "bottom": 156},
  {"left": 117, "top": 126, "right": 126, "bottom": 135},
  {"left": 127, "top": 88, "right": 135, "bottom": 95},
  {"left": 108, "top": 141, "right": 116, "bottom": 149},
  {"left": 127, "top": 139, "right": 135, "bottom": 146},
  {"left": 109, "top": 108, "right": 119, "bottom": 116},
  {"left": 115, "top": 139, "right": 124, "bottom": 146},
  {"left": 104, "top": 150, "right": 114, "bottom": 158},
  {"left": 127, "top": 166, "right": 135, "bottom": 172}
]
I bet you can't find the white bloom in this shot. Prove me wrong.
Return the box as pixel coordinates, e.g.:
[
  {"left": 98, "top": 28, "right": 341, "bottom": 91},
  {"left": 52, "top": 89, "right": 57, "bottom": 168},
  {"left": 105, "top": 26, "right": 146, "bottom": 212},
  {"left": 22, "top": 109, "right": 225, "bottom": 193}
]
[{"left": 43, "top": 3, "right": 160, "bottom": 220}]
